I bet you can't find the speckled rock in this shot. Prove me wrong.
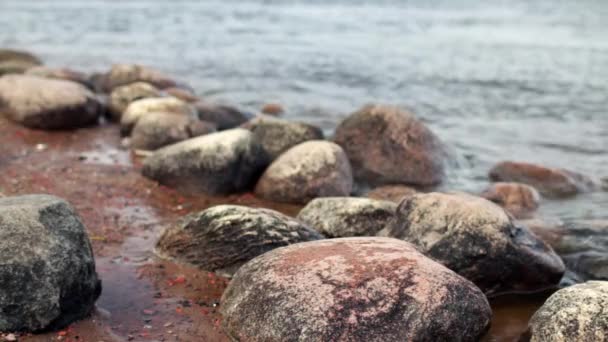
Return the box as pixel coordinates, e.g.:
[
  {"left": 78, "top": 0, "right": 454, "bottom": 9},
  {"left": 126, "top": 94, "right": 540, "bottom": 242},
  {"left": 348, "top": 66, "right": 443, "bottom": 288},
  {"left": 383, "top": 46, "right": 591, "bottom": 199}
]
[
  {"left": 255, "top": 140, "right": 353, "bottom": 204},
  {"left": 163, "top": 87, "right": 199, "bottom": 102},
  {"left": 100, "top": 64, "right": 178, "bottom": 92},
  {"left": 194, "top": 101, "right": 251, "bottom": 130},
  {"left": 0, "top": 75, "right": 101, "bottom": 129},
  {"left": 130, "top": 112, "right": 216, "bottom": 151},
  {"left": 524, "top": 281, "right": 608, "bottom": 342},
  {"left": 24, "top": 66, "right": 92, "bottom": 89},
  {"left": 366, "top": 184, "right": 418, "bottom": 203},
  {"left": 0, "top": 49, "right": 42, "bottom": 76},
  {"left": 142, "top": 129, "right": 268, "bottom": 195},
  {"left": 334, "top": 104, "right": 447, "bottom": 186},
  {"left": 107, "top": 82, "right": 162, "bottom": 121},
  {"left": 156, "top": 205, "right": 322, "bottom": 277},
  {"left": 221, "top": 237, "right": 492, "bottom": 342},
  {"left": 489, "top": 161, "right": 598, "bottom": 198},
  {"left": 120, "top": 97, "right": 196, "bottom": 136},
  {"left": 0, "top": 195, "right": 101, "bottom": 332},
  {"left": 242, "top": 115, "right": 324, "bottom": 160},
  {"left": 481, "top": 182, "right": 541, "bottom": 219},
  {"left": 297, "top": 197, "right": 396, "bottom": 237},
  {"left": 380, "top": 192, "right": 565, "bottom": 295}
]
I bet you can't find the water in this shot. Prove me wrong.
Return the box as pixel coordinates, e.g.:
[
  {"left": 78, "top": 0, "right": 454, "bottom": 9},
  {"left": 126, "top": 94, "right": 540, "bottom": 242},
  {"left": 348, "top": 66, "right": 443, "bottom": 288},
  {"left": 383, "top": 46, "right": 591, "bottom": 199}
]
[{"left": 1, "top": 1, "right": 607, "bottom": 208}]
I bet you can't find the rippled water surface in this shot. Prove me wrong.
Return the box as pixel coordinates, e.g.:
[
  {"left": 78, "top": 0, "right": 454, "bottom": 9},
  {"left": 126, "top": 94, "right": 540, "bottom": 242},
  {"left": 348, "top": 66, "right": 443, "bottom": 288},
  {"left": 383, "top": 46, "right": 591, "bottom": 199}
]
[{"left": 1, "top": 0, "right": 607, "bottom": 218}]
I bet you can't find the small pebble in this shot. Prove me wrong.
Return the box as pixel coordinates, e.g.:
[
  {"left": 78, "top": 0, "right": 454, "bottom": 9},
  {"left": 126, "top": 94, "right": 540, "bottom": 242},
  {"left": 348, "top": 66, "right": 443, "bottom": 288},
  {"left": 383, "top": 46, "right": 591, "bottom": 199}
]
[{"left": 35, "top": 143, "right": 47, "bottom": 151}]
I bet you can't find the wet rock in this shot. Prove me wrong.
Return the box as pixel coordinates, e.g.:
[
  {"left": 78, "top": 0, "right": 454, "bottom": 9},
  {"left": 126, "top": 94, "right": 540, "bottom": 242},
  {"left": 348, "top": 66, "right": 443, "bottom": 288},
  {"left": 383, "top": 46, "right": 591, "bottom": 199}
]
[
  {"left": 255, "top": 140, "right": 353, "bottom": 204},
  {"left": 142, "top": 128, "right": 268, "bottom": 195},
  {"left": 481, "top": 182, "right": 541, "bottom": 219},
  {"left": 525, "top": 281, "right": 608, "bottom": 342},
  {"left": 120, "top": 97, "right": 196, "bottom": 136},
  {"left": 0, "top": 194, "right": 101, "bottom": 332},
  {"left": 194, "top": 101, "right": 251, "bottom": 130},
  {"left": 221, "top": 237, "right": 492, "bottom": 342},
  {"left": 489, "top": 161, "right": 597, "bottom": 198},
  {"left": 100, "top": 63, "right": 178, "bottom": 92},
  {"left": 163, "top": 87, "right": 199, "bottom": 103},
  {"left": 24, "top": 66, "right": 92, "bottom": 89},
  {"left": 260, "top": 103, "right": 284, "bottom": 116},
  {"left": 334, "top": 104, "right": 447, "bottom": 186},
  {"left": 130, "top": 112, "right": 216, "bottom": 151},
  {"left": 0, "top": 75, "right": 101, "bottom": 129},
  {"left": 0, "top": 49, "right": 42, "bottom": 76},
  {"left": 242, "top": 115, "right": 324, "bottom": 160},
  {"left": 156, "top": 205, "right": 322, "bottom": 277},
  {"left": 297, "top": 197, "right": 396, "bottom": 237},
  {"left": 366, "top": 184, "right": 418, "bottom": 203},
  {"left": 380, "top": 192, "right": 565, "bottom": 295},
  {"left": 107, "top": 82, "right": 162, "bottom": 121}
]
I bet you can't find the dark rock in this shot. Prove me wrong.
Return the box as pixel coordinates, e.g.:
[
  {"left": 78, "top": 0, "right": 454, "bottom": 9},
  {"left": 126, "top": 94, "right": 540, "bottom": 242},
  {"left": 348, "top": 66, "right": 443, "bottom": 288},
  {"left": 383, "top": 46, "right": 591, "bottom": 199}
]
[
  {"left": 194, "top": 101, "right": 251, "bottom": 130},
  {"left": 24, "top": 66, "right": 92, "bottom": 89},
  {"left": 524, "top": 281, "right": 608, "bottom": 342},
  {"left": 0, "top": 49, "right": 42, "bottom": 76},
  {"left": 489, "top": 161, "right": 598, "bottom": 198},
  {"left": 380, "top": 192, "right": 565, "bottom": 295},
  {"left": 0, "top": 75, "right": 101, "bottom": 129},
  {"left": 221, "top": 237, "right": 492, "bottom": 342},
  {"left": 130, "top": 112, "right": 216, "bottom": 151},
  {"left": 255, "top": 140, "right": 353, "bottom": 204},
  {"left": 100, "top": 64, "right": 178, "bottom": 92},
  {"left": 156, "top": 205, "right": 322, "bottom": 277},
  {"left": 366, "top": 184, "right": 418, "bottom": 203},
  {"left": 142, "top": 128, "right": 268, "bottom": 195},
  {"left": 0, "top": 194, "right": 101, "bottom": 332},
  {"left": 120, "top": 97, "right": 196, "bottom": 136},
  {"left": 242, "top": 115, "right": 324, "bottom": 160},
  {"left": 481, "top": 182, "right": 541, "bottom": 219},
  {"left": 107, "top": 82, "right": 162, "bottom": 121},
  {"left": 334, "top": 104, "right": 447, "bottom": 186},
  {"left": 297, "top": 197, "right": 396, "bottom": 237}
]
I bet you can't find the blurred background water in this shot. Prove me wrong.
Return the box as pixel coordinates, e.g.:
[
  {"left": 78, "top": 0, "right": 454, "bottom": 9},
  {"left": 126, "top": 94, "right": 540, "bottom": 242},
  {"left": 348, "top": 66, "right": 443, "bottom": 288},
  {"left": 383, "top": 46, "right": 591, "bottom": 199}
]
[{"left": 1, "top": 0, "right": 607, "bottom": 219}]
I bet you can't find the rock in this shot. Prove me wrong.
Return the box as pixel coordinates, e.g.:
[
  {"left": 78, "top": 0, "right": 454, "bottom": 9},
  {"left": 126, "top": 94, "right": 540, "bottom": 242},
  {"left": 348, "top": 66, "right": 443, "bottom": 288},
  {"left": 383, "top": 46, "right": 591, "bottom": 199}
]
[
  {"left": 366, "top": 184, "right": 418, "bottom": 203},
  {"left": 0, "top": 75, "right": 101, "bottom": 129},
  {"left": 156, "top": 205, "right": 322, "bottom": 276},
  {"left": 24, "top": 66, "right": 92, "bottom": 89},
  {"left": 260, "top": 103, "right": 284, "bottom": 116},
  {"left": 334, "top": 104, "right": 447, "bottom": 186},
  {"left": 221, "top": 237, "right": 492, "bottom": 342},
  {"left": 255, "top": 140, "right": 353, "bottom": 204},
  {"left": 525, "top": 281, "right": 608, "bottom": 342},
  {"left": 480, "top": 182, "right": 541, "bottom": 219},
  {"left": 0, "top": 194, "right": 101, "bottom": 332},
  {"left": 194, "top": 101, "right": 251, "bottom": 130},
  {"left": 242, "top": 115, "right": 324, "bottom": 160},
  {"left": 163, "top": 87, "right": 199, "bottom": 103},
  {"left": 142, "top": 129, "right": 268, "bottom": 195},
  {"left": 100, "top": 64, "right": 178, "bottom": 92},
  {"left": 489, "top": 161, "right": 597, "bottom": 198},
  {"left": 0, "top": 49, "right": 42, "bottom": 76},
  {"left": 120, "top": 97, "right": 196, "bottom": 136},
  {"left": 107, "top": 82, "right": 162, "bottom": 121},
  {"left": 130, "top": 112, "right": 216, "bottom": 151},
  {"left": 380, "top": 192, "right": 565, "bottom": 295},
  {"left": 297, "top": 197, "right": 396, "bottom": 237}
]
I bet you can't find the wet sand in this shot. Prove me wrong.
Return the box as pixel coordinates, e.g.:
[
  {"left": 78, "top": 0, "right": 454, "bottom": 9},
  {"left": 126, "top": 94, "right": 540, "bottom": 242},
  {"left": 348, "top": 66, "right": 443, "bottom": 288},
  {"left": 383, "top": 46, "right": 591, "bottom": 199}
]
[{"left": 0, "top": 117, "right": 550, "bottom": 341}]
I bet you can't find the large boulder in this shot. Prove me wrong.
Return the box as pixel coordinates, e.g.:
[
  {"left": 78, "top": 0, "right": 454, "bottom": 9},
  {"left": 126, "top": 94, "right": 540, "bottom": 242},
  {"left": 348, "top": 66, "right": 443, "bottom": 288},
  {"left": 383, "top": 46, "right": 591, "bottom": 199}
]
[
  {"left": 0, "top": 195, "right": 101, "bottom": 332},
  {"left": 107, "top": 82, "right": 162, "bottom": 121},
  {"left": 221, "top": 237, "right": 492, "bottom": 342},
  {"left": 481, "top": 182, "right": 541, "bottom": 219},
  {"left": 334, "top": 104, "right": 447, "bottom": 186},
  {"left": 242, "top": 115, "right": 323, "bottom": 160},
  {"left": 525, "top": 281, "right": 608, "bottom": 342},
  {"left": 142, "top": 129, "right": 268, "bottom": 195},
  {"left": 194, "top": 101, "right": 251, "bottom": 130},
  {"left": 0, "top": 49, "right": 42, "bottom": 76},
  {"left": 297, "top": 197, "right": 396, "bottom": 237},
  {"left": 24, "top": 66, "right": 92, "bottom": 89},
  {"left": 380, "top": 192, "right": 565, "bottom": 295},
  {"left": 120, "top": 96, "right": 196, "bottom": 136},
  {"left": 489, "top": 161, "right": 598, "bottom": 198},
  {"left": 100, "top": 64, "right": 178, "bottom": 92},
  {"left": 130, "top": 112, "right": 216, "bottom": 151},
  {"left": 163, "top": 87, "right": 199, "bottom": 103},
  {"left": 255, "top": 140, "right": 353, "bottom": 204},
  {"left": 156, "top": 205, "right": 322, "bottom": 277},
  {"left": 0, "top": 75, "right": 101, "bottom": 129},
  {"left": 366, "top": 184, "right": 418, "bottom": 203}
]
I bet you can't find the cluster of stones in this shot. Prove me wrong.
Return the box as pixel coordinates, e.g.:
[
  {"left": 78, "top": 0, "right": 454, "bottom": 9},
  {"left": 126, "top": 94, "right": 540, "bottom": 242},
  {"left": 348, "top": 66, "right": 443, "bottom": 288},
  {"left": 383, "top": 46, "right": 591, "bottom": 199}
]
[{"left": 1, "top": 49, "right": 606, "bottom": 341}]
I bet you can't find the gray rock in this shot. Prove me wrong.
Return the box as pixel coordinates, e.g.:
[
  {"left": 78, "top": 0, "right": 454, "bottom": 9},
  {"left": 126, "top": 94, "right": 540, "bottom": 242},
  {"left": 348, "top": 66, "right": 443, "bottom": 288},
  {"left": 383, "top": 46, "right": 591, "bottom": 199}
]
[
  {"left": 194, "top": 101, "right": 251, "bottom": 130},
  {"left": 297, "top": 197, "right": 396, "bottom": 237},
  {"left": 0, "top": 75, "right": 101, "bottom": 129},
  {"left": 0, "top": 194, "right": 101, "bottom": 332},
  {"left": 142, "top": 128, "right": 268, "bottom": 195},
  {"left": 24, "top": 66, "right": 92, "bottom": 89},
  {"left": 481, "top": 182, "right": 541, "bottom": 219},
  {"left": 221, "top": 237, "right": 492, "bottom": 342},
  {"left": 366, "top": 184, "right": 418, "bottom": 203},
  {"left": 0, "top": 49, "right": 42, "bottom": 76},
  {"left": 380, "top": 192, "right": 565, "bottom": 295},
  {"left": 255, "top": 140, "right": 353, "bottom": 204},
  {"left": 156, "top": 205, "right": 322, "bottom": 277},
  {"left": 334, "top": 104, "right": 447, "bottom": 186},
  {"left": 525, "top": 281, "right": 608, "bottom": 342},
  {"left": 100, "top": 64, "right": 178, "bottom": 92},
  {"left": 242, "top": 115, "right": 324, "bottom": 160},
  {"left": 130, "top": 112, "right": 216, "bottom": 151},
  {"left": 107, "top": 82, "right": 162, "bottom": 121},
  {"left": 120, "top": 96, "right": 196, "bottom": 136}
]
